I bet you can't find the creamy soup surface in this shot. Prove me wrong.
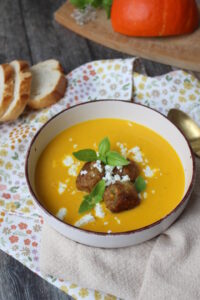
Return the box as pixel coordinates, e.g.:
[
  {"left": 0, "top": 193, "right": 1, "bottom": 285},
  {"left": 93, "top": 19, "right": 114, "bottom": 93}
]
[{"left": 35, "top": 119, "right": 185, "bottom": 233}]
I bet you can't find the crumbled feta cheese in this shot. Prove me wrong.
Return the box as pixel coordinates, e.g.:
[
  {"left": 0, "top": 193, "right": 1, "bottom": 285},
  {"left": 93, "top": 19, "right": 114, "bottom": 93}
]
[
  {"left": 104, "top": 221, "right": 108, "bottom": 225},
  {"left": 63, "top": 155, "right": 74, "bottom": 167},
  {"left": 105, "top": 165, "right": 114, "bottom": 172},
  {"left": 95, "top": 203, "right": 105, "bottom": 218},
  {"left": 74, "top": 213, "right": 95, "bottom": 227},
  {"left": 93, "top": 160, "right": 102, "bottom": 173},
  {"left": 69, "top": 138, "right": 73, "bottom": 142},
  {"left": 107, "top": 230, "right": 112, "bottom": 234},
  {"left": 80, "top": 170, "right": 88, "bottom": 175},
  {"left": 129, "top": 146, "right": 140, "bottom": 153},
  {"left": 116, "top": 142, "right": 127, "bottom": 157},
  {"left": 143, "top": 192, "right": 147, "bottom": 199},
  {"left": 128, "top": 146, "right": 143, "bottom": 163},
  {"left": 114, "top": 174, "right": 121, "bottom": 182},
  {"left": 58, "top": 182, "right": 67, "bottom": 194},
  {"left": 143, "top": 166, "right": 155, "bottom": 178},
  {"left": 56, "top": 208, "right": 67, "bottom": 220},
  {"left": 68, "top": 162, "right": 80, "bottom": 177},
  {"left": 103, "top": 165, "right": 130, "bottom": 186},
  {"left": 114, "top": 217, "right": 121, "bottom": 224},
  {"left": 121, "top": 175, "right": 130, "bottom": 182},
  {"left": 73, "top": 144, "right": 78, "bottom": 149},
  {"left": 116, "top": 166, "right": 123, "bottom": 172},
  {"left": 63, "top": 154, "right": 80, "bottom": 176},
  {"left": 103, "top": 165, "right": 115, "bottom": 186}
]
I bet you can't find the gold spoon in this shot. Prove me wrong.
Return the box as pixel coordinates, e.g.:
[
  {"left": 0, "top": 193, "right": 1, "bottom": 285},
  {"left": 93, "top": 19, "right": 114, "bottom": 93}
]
[{"left": 168, "top": 109, "right": 200, "bottom": 158}]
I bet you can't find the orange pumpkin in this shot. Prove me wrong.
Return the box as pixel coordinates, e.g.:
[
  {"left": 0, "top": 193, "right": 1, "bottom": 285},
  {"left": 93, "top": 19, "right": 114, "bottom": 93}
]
[{"left": 111, "top": 0, "right": 199, "bottom": 37}]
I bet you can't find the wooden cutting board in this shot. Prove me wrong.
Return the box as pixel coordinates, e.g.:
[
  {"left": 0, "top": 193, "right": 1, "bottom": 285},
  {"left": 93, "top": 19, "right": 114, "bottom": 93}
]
[{"left": 55, "top": 2, "right": 200, "bottom": 71}]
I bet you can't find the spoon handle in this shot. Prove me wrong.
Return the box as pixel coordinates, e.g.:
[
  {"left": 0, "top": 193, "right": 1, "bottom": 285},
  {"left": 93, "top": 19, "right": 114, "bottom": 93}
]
[{"left": 190, "top": 138, "right": 200, "bottom": 158}]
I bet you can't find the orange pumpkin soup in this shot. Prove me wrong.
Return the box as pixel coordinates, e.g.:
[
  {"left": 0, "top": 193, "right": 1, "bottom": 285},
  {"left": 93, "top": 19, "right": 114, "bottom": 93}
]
[{"left": 35, "top": 119, "right": 185, "bottom": 233}]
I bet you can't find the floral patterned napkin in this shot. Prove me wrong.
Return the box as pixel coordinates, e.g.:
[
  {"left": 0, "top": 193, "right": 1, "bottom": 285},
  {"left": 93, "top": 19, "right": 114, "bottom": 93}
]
[
  {"left": 133, "top": 70, "right": 200, "bottom": 125},
  {"left": 0, "top": 58, "right": 199, "bottom": 300}
]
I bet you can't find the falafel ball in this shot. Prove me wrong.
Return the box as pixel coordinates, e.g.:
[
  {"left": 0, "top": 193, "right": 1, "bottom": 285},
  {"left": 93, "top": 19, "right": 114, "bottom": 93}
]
[
  {"left": 104, "top": 181, "right": 140, "bottom": 213},
  {"left": 76, "top": 161, "right": 105, "bottom": 193},
  {"left": 113, "top": 159, "right": 139, "bottom": 182}
]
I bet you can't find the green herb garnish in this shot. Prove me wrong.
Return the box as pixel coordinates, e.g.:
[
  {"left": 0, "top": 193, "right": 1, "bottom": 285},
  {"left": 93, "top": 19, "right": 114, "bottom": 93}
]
[
  {"left": 79, "top": 195, "right": 95, "bottom": 213},
  {"left": 73, "top": 149, "right": 97, "bottom": 162},
  {"left": 98, "top": 136, "right": 110, "bottom": 163},
  {"left": 70, "top": 0, "right": 113, "bottom": 18},
  {"left": 106, "top": 151, "right": 129, "bottom": 166},
  {"left": 70, "top": 0, "right": 86, "bottom": 9},
  {"left": 73, "top": 137, "right": 129, "bottom": 167},
  {"left": 79, "top": 180, "right": 106, "bottom": 213},
  {"left": 102, "top": 0, "right": 112, "bottom": 18},
  {"left": 134, "top": 176, "right": 146, "bottom": 193}
]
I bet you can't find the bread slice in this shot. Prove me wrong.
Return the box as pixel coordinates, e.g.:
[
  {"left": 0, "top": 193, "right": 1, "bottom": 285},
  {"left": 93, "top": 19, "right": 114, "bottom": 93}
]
[
  {"left": 28, "top": 59, "right": 67, "bottom": 109},
  {"left": 0, "top": 60, "right": 32, "bottom": 122},
  {"left": 35, "top": 59, "right": 64, "bottom": 73},
  {"left": 0, "top": 64, "right": 14, "bottom": 118}
]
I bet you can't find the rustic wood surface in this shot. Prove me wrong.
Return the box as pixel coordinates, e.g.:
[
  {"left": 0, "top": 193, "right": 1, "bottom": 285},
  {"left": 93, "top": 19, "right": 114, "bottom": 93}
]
[
  {"left": 1, "top": 0, "right": 192, "bottom": 299},
  {"left": 55, "top": 2, "right": 200, "bottom": 72}
]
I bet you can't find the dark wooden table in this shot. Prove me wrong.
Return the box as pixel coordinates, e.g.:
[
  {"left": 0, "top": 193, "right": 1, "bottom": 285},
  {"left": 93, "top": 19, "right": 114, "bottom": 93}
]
[{"left": 0, "top": 0, "right": 186, "bottom": 299}]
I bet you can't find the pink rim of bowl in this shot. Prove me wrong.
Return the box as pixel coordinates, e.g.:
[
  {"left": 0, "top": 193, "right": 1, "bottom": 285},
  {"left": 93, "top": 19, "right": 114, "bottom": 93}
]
[{"left": 25, "top": 100, "right": 196, "bottom": 248}]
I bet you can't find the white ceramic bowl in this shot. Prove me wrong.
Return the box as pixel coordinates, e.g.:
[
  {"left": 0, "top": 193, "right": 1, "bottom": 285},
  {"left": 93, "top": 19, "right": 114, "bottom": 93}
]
[{"left": 26, "top": 101, "right": 195, "bottom": 248}]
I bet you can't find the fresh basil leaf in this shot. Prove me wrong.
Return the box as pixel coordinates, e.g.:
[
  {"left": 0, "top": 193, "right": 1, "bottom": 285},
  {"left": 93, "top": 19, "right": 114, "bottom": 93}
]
[
  {"left": 89, "top": 0, "right": 103, "bottom": 8},
  {"left": 79, "top": 195, "right": 94, "bottom": 213},
  {"left": 106, "top": 151, "right": 129, "bottom": 166},
  {"left": 102, "top": 0, "right": 112, "bottom": 18},
  {"left": 69, "top": 0, "right": 112, "bottom": 18},
  {"left": 73, "top": 149, "right": 97, "bottom": 162},
  {"left": 69, "top": 0, "right": 86, "bottom": 9},
  {"left": 91, "top": 179, "right": 105, "bottom": 198},
  {"left": 78, "top": 180, "right": 106, "bottom": 213},
  {"left": 70, "top": 0, "right": 103, "bottom": 9},
  {"left": 93, "top": 194, "right": 103, "bottom": 204},
  {"left": 98, "top": 154, "right": 107, "bottom": 164},
  {"left": 98, "top": 137, "right": 110, "bottom": 158},
  {"left": 135, "top": 176, "right": 147, "bottom": 193}
]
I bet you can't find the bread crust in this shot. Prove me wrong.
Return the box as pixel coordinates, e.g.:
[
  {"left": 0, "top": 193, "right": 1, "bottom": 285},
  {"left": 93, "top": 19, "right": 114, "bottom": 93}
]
[
  {"left": 28, "top": 74, "right": 67, "bottom": 109},
  {"left": 0, "top": 60, "right": 32, "bottom": 122},
  {"left": 0, "top": 59, "right": 66, "bottom": 121},
  {"left": 0, "top": 63, "right": 14, "bottom": 118}
]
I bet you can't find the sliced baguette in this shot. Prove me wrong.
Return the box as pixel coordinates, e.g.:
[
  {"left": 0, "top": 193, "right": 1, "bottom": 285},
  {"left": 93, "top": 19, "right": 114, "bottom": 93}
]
[
  {"left": 0, "top": 60, "right": 32, "bottom": 122},
  {"left": 34, "top": 59, "right": 64, "bottom": 73},
  {"left": 28, "top": 59, "right": 67, "bottom": 109},
  {"left": 0, "top": 63, "right": 14, "bottom": 118}
]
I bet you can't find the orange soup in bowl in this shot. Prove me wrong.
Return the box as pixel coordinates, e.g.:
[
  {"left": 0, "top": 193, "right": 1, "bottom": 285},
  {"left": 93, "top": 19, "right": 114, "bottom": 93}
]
[{"left": 35, "top": 118, "right": 185, "bottom": 233}]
